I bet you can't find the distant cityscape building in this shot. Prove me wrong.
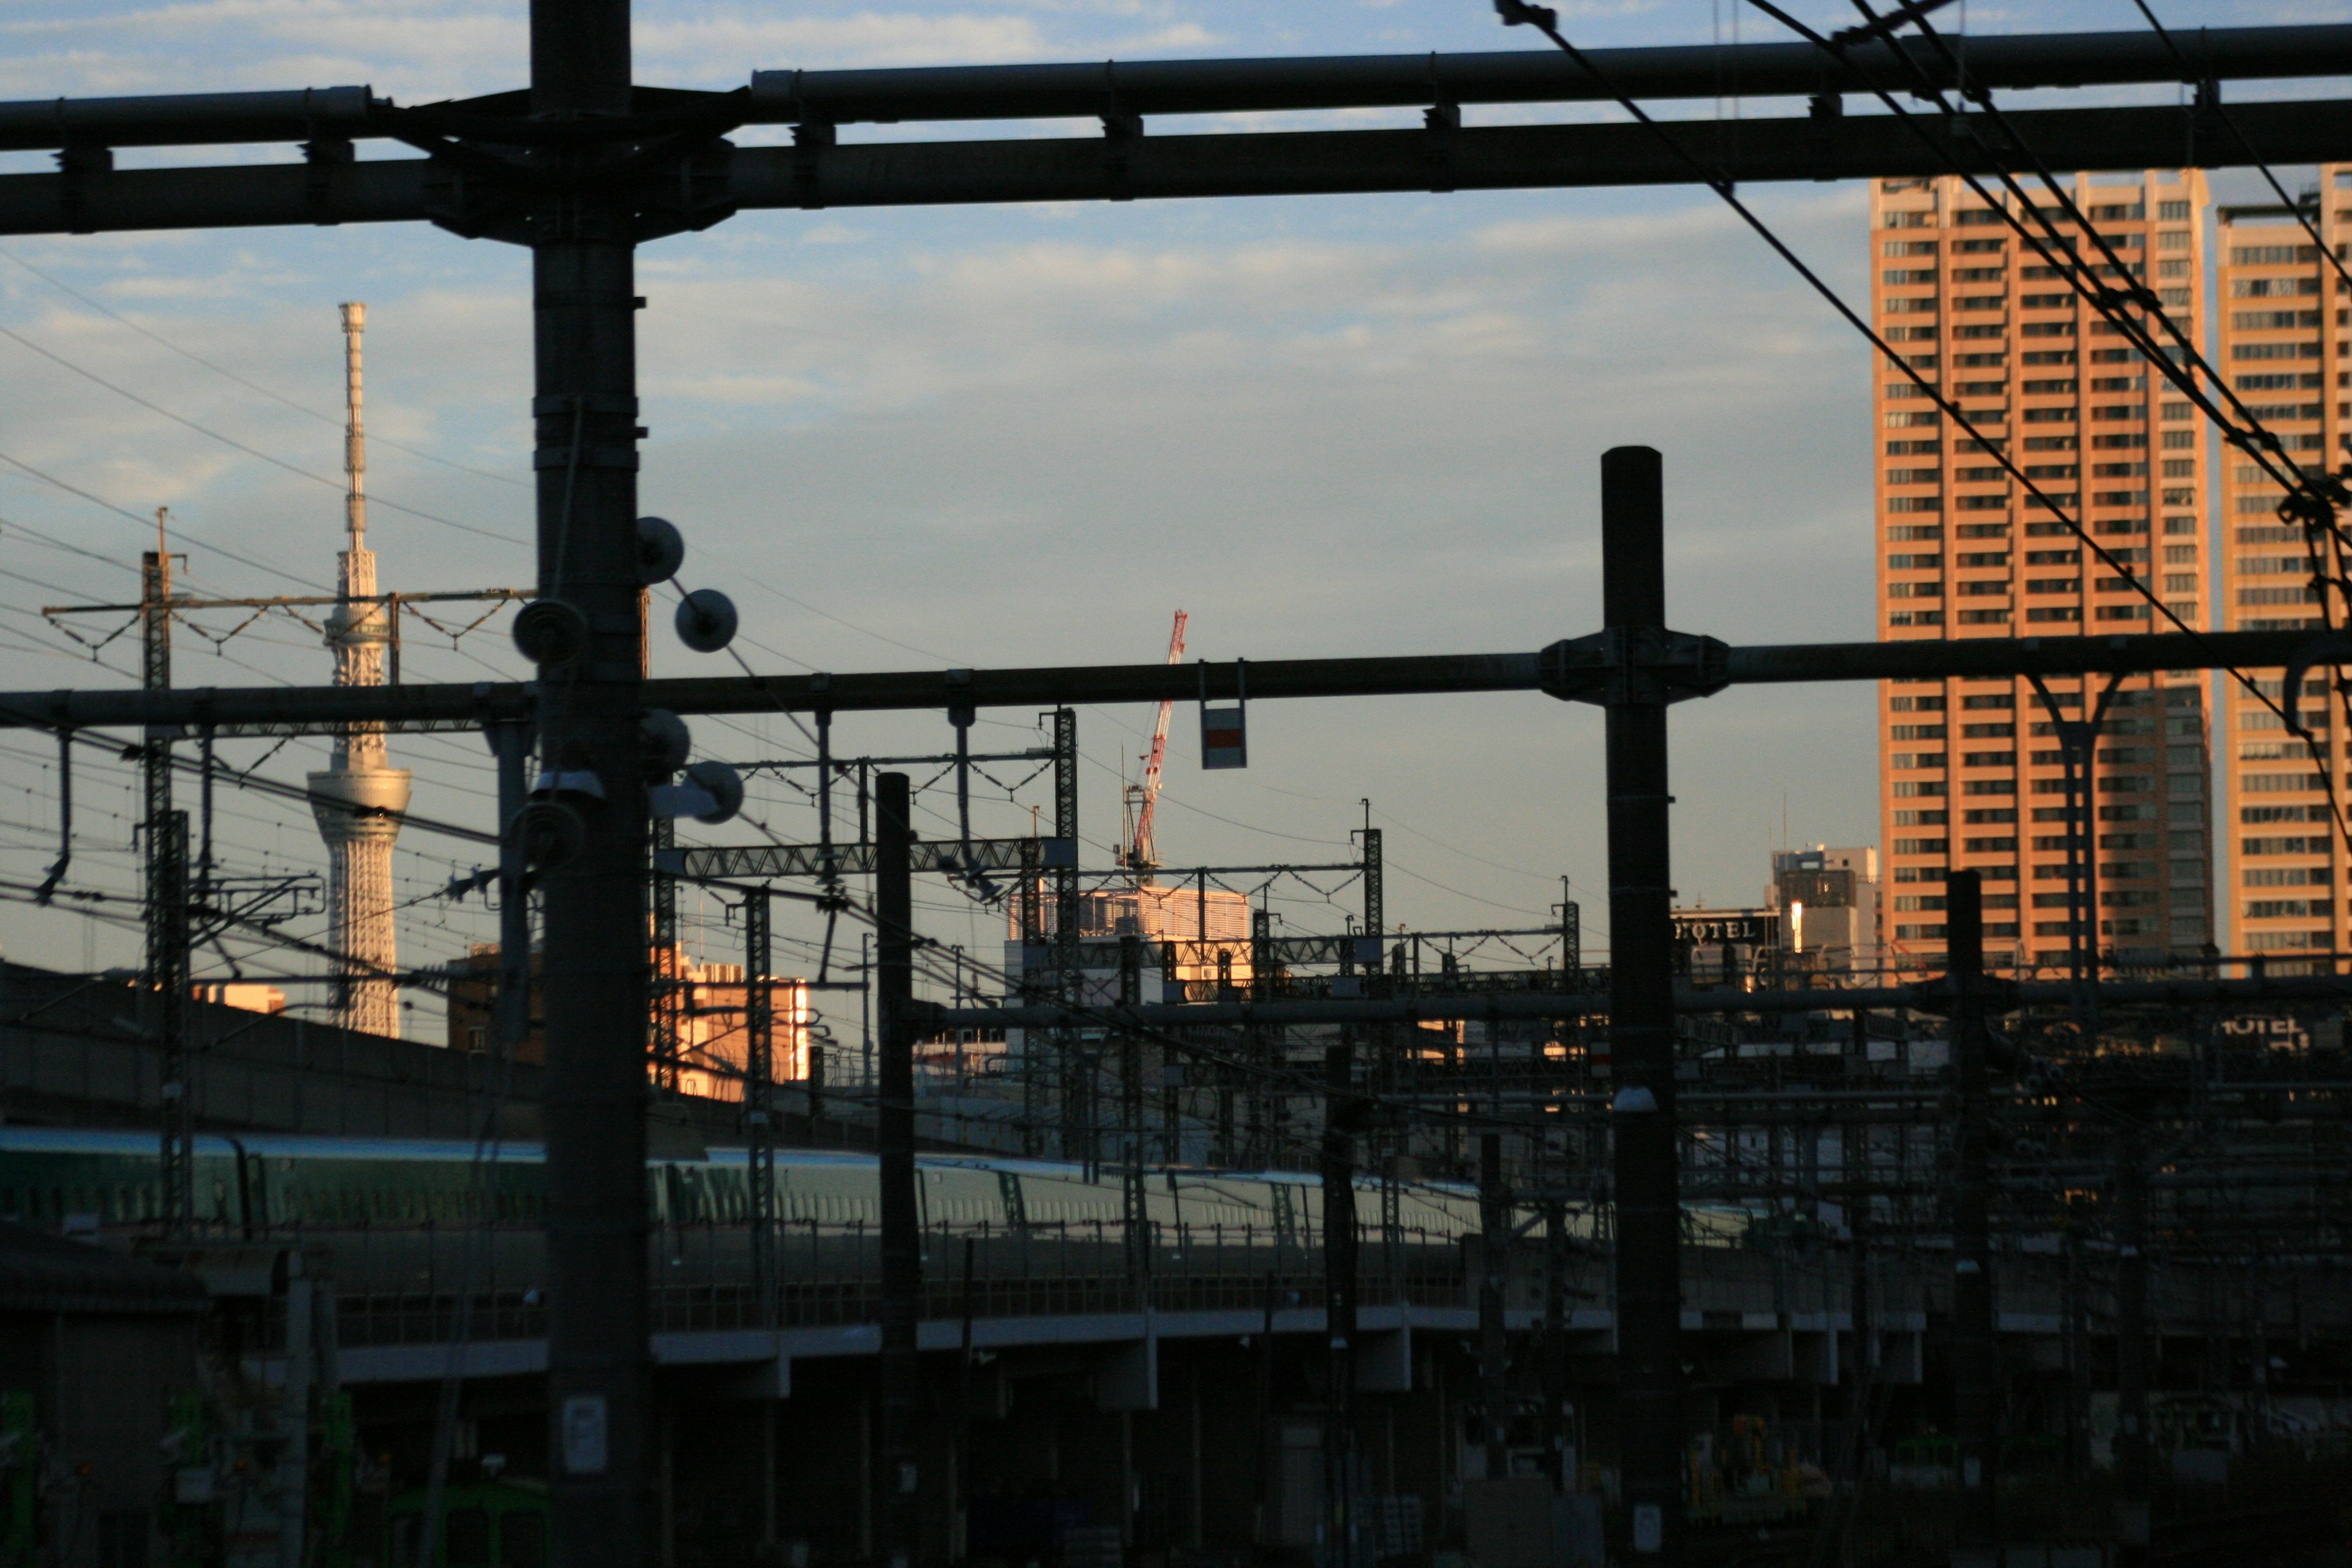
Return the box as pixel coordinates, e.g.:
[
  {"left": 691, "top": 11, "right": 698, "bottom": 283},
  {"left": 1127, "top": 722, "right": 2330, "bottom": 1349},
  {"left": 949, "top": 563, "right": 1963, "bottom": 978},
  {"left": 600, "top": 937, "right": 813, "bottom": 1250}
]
[
  {"left": 1872, "top": 172, "right": 2215, "bottom": 974},
  {"left": 1768, "top": 845, "right": 1880, "bottom": 973},
  {"left": 448, "top": 942, "right": 812, "bottom": 1098},
  {"left": 192, "top": 982, "right": 287, "bottom": 1016},
  {"left": 1000, "top": 880, "right": 1256, "bottom": 1071},
  {"left": 306, "top": 303, "right": 411, "bottom": 1036},
  {"left": 2215, "top": 167, "right": 2351, "bottom": 970}
]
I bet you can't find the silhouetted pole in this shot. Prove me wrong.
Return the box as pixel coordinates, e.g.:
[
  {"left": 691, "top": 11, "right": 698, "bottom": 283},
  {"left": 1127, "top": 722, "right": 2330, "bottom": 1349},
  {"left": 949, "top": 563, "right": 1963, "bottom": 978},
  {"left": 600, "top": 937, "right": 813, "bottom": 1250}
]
[
  {"left": 1478, "top": 1131, "right": 1510, "bottom": 1483},
  {"left": 1323, "top": 1039, "right": 1359, "bottom": 1568},
  {"left": 1602, "top": 446, "right": 1682, "bottom": 1561},
  {"left": 530, "top": 4, "right": 652, "bottom": 1565},
  {"left": 2114, "top": 1112, "right": 2151, "bottom": 1562},
  {"left": 875, "top": 772, "right": 921, "bottom": 1568},
  {"left": 1948, "top": 871, "right": 1997, "bottom": 1549}
]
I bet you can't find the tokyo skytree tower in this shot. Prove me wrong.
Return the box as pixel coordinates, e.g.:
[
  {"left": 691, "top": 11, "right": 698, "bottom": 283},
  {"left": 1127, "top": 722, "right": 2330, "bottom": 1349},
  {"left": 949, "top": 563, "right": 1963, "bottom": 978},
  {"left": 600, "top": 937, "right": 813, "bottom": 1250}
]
[{"left": 307, "top": 303, "right": 412, "bottom": 1037}]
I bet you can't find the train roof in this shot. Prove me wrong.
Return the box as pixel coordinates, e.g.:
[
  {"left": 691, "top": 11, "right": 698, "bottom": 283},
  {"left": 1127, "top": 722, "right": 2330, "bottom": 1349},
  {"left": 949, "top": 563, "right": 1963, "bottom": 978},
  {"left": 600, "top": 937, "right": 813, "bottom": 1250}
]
[{"left": 0, "top": 1128, "right": 1486, "bottom": 1205}]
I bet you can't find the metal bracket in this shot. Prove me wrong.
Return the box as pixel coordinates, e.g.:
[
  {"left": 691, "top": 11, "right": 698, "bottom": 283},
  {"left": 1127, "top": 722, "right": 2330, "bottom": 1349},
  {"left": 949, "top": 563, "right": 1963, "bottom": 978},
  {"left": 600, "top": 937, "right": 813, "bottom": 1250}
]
[
  {"left": 1537, "top": 628, "right": 1730, "bottom": 706},
  {"left": 2280, "top": 631, "right": 2352, "bottom": 735}
]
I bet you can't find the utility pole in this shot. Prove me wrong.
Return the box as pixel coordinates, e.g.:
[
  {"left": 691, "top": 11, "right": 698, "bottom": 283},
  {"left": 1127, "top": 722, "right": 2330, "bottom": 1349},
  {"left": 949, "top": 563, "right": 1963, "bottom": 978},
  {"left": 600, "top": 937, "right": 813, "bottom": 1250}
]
[
  {"left": 487, "top": 723, "right": 533, "bottom": 1054},
  {"left": 143, "top": 514, "right": 193, "bottom": 1239},
  {"left": 1018, "top": 835, "right": 1044, "bottom": 1156},
  {"left": 2114, "top": 1111, "right": 2151, "bottom": 1562},
  {"left": 1600, "top": 447, "right": 1683, "bottom": 1561},
  {"left": 1844, "top": 1008, "right": 1875, "bottom": 1488},
  {"left": 1542, "top": 1194, "right": 1569, "bottom": 1491},
  {"left": 1052, "top": 708, "right": 1083, "bottom": 1162},
  {"left": 1250, "top": 906, "right": 1273, "bottom": 1166},
  {"left": 874, "top": 773, "right": 920, "bottom": 1568},
  {"left": 1323, "top": 1036, "right": 1359, "bottom": 1568},
  {"left": 528, "top": 6, "right": 653, "bottom": 1564},
  {"left": 2029, "top": 673, "right": 2123, "bottom": 1035},
  {"left": 1477, "top": 1132, "right": 1509, "bottom": 1483},
  {"left": 745, "top": 886, "right": 776, "bottom": 1327},
  {"left": 1948, "top": 872, "right": 1997, "bottom": 1551},
  {"left": 1119, "top": 934, "right": 1150, "bottom": 1285},
  {"left": 651, "top": 818, "right": 680, "bottom": 1088}
]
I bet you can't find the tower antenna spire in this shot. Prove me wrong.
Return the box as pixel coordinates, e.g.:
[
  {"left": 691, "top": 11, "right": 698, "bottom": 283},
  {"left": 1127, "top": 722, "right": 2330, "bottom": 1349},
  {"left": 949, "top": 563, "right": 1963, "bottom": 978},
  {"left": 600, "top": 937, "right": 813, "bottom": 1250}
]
[
  {"left": 309, "top": 301, "right": 412, "bottom": 1038},
  {"left": 342, "top": 301, "right": 366, "bottom": 548}
]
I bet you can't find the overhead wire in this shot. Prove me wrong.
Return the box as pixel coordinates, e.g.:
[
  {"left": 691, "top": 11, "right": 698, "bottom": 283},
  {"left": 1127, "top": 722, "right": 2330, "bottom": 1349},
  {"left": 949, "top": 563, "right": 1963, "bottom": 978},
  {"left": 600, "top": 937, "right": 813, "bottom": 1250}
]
[
  {"left": 1489, "top": 0, "right": 2352, "bottom": 886},
  {"left": 0, "top": 322, "right": 526, "bottom": 546},
  {"left": 0, "top": 247, "right": 534, "bottom": 492},
  {"left": 1730, "top": 0, "right": 2352, "bottom": 864}
]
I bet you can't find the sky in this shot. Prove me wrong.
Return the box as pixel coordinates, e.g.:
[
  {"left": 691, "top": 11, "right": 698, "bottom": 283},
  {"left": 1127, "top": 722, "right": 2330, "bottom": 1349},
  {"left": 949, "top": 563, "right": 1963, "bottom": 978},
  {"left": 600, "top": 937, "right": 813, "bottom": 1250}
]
[{"left": 0, "top": 0, "right": 2335, "bottom": 1038}]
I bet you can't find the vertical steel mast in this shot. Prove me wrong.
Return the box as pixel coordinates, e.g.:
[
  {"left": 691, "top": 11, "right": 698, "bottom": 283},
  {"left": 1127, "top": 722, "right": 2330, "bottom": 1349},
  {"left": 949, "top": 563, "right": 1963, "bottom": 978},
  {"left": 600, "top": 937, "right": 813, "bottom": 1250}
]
[
  {"left": 144, "top": 514, "right": 193, "bottom": 1237},
  {"left": 307, "top": 301, "right": 411, "bottom": 1037},
  {"left": 530, "top": 5, "right": 653, "bottom": 1564}
]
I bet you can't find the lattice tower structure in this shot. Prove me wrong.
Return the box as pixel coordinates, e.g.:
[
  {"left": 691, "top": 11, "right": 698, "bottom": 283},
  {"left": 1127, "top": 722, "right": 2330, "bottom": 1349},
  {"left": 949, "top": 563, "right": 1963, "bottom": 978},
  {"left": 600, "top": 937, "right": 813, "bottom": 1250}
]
[{"left": 307, "top": 301, "right": 412, "bottom": 1038}]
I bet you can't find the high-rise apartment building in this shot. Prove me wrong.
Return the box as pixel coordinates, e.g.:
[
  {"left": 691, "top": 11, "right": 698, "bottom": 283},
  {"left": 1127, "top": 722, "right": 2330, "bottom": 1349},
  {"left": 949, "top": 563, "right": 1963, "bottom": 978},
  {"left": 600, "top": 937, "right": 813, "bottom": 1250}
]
[
  {"left": 1872, "top": 172, "right": 2215, "bottom": 974},
  {"left": 2215, "top": 167, "right": 2350, "bottom": 970}
]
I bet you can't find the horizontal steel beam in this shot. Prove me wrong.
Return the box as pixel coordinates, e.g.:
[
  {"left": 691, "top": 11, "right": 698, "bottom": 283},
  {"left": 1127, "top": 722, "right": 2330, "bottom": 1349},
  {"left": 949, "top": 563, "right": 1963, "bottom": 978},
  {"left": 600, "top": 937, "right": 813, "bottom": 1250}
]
[
  {"left": 1, "top": 99, "right": 2346, "bottom": 236},
  {"left": 747, "top": 26, "right": 2352, "bottom": 124},
  {"left": 662, "top": 837, "right": 1047, "bottom": 879},
  {"left": 0, "top": 85, "right": 377, "bottom": 153},
  {"left": 0, "top": 26, "right": 2335, "bottom": 156},
  {"left": 732, "top": 102, "right": 2352, "bottom": 209},
  {"left": 0, "top": 628, "right": 2329, "bottom": 733}
]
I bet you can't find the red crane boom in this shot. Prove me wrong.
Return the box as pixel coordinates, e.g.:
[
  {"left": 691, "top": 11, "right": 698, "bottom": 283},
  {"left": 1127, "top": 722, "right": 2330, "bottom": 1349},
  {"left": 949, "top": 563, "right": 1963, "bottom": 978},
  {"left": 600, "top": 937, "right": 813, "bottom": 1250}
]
[{"left": 1129, "top": 609, "right": 1188, "bottom": 873}]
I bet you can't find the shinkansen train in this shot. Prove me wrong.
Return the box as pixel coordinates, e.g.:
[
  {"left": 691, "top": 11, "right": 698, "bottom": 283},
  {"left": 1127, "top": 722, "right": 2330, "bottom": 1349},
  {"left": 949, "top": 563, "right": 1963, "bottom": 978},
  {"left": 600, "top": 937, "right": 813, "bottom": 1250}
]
[{"left": 0, "top": 1126, "right": 1516, "bottom": 1242}]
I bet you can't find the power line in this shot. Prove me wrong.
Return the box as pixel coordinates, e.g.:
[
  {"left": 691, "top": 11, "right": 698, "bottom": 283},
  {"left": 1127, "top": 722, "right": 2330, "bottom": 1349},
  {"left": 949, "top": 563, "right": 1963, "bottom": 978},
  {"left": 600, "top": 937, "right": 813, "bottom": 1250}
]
[
  {"left": 0, "top": 247, "right": 535, "bottom": 492},
  {"left": 1731, "top": 0, "right": 2352, "bottom": 862},
  {"left": 0, "top": 323, "right": 526, "bottom": 546},
  {"left": 0, "top": 450, "right": 330, "bottom": 591}
]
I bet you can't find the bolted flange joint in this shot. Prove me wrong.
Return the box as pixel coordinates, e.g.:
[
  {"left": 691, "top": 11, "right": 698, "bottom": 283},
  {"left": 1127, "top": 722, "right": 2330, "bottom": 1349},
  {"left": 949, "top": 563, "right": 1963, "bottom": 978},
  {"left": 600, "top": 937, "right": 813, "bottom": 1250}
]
[{"left": 1537, "top": 627, "right": 1730, "bottom": 706}]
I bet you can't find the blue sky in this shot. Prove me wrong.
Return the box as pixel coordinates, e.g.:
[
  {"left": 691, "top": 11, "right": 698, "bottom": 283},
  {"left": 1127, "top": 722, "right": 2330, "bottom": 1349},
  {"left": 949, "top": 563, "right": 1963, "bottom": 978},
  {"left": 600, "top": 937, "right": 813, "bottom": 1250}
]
[{"left": 0, "top": 1, "right": 2334, "bottom": 1024}]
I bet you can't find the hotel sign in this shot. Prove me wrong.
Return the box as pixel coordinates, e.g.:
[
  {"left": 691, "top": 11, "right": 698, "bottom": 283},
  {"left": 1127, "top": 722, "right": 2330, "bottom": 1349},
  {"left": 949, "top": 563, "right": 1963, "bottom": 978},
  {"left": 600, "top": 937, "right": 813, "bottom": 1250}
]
[{"left": 1670, "top": 910, "right": 1779, "bottom": 947}]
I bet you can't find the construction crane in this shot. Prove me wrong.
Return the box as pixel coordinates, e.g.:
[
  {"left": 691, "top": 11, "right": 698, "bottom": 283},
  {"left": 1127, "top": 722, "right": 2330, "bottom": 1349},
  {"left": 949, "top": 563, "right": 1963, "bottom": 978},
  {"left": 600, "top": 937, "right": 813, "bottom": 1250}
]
[{"left": 1125, "top": 609, "right": 1189, "bottom": 877}]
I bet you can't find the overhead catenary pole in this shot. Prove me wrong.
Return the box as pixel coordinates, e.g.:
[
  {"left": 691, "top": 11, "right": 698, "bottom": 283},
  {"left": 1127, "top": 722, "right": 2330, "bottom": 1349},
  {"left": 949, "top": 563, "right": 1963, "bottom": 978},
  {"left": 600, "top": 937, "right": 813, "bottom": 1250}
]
[
  {"left": 1601, "top": 445, "right": 1682, "bottom": 1561},
  {"left": 1052, "top": 708, "right": 1084, "bottom": 1162},
  {"left": 1844, "top": 1008, "right": 1875, "bottom": 1488},
  {"left": 1323, "top": 1035, "right": 1360, "bottom": 1568},
  {"left": 1477, "top": 1131, "right": 1509, "bottom": 1484},
  {"left": 2113, "top": 1111, "right": 2152, "bottom": 1562},
  {"left": 874, "top": 772, "right": 921, "bottom": 1568},
  {"left": 1947, "top": 871, "right": 1997, "bottom": 1550},
  {"left": 143, "top": 521, "right": 194, "bottom": 1240},
  {"left": 745, "top": 886, "right": 777, "bottom": 1327},
  {"left": 486, "top": 723, "right": 532, "bottom": 1052},
  {"left": 528, "top": 4, "right": 652, "bottom": 1566}
]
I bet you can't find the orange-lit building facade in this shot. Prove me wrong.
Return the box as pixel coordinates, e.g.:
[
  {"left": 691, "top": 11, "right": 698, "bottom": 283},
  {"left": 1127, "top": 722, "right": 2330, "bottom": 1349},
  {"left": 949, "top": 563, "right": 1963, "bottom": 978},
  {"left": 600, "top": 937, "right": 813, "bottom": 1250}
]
[
  {"left": 448, "top": 942, "right": 811, "bottom": 1099},
  {"left": 1873, "top": 172, "right": 2215, "bottom": 974},
  {"left": 2216, "top": 167, "right": 2351, "bottom": 970}
]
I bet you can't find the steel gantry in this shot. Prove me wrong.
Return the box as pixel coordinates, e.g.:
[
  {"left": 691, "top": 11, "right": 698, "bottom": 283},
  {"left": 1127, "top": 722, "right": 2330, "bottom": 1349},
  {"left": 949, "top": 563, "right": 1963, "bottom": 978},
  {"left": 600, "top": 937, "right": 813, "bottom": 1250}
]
[{"left": 1, "top": 10, "right": 2350, "bottom": 1567}]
